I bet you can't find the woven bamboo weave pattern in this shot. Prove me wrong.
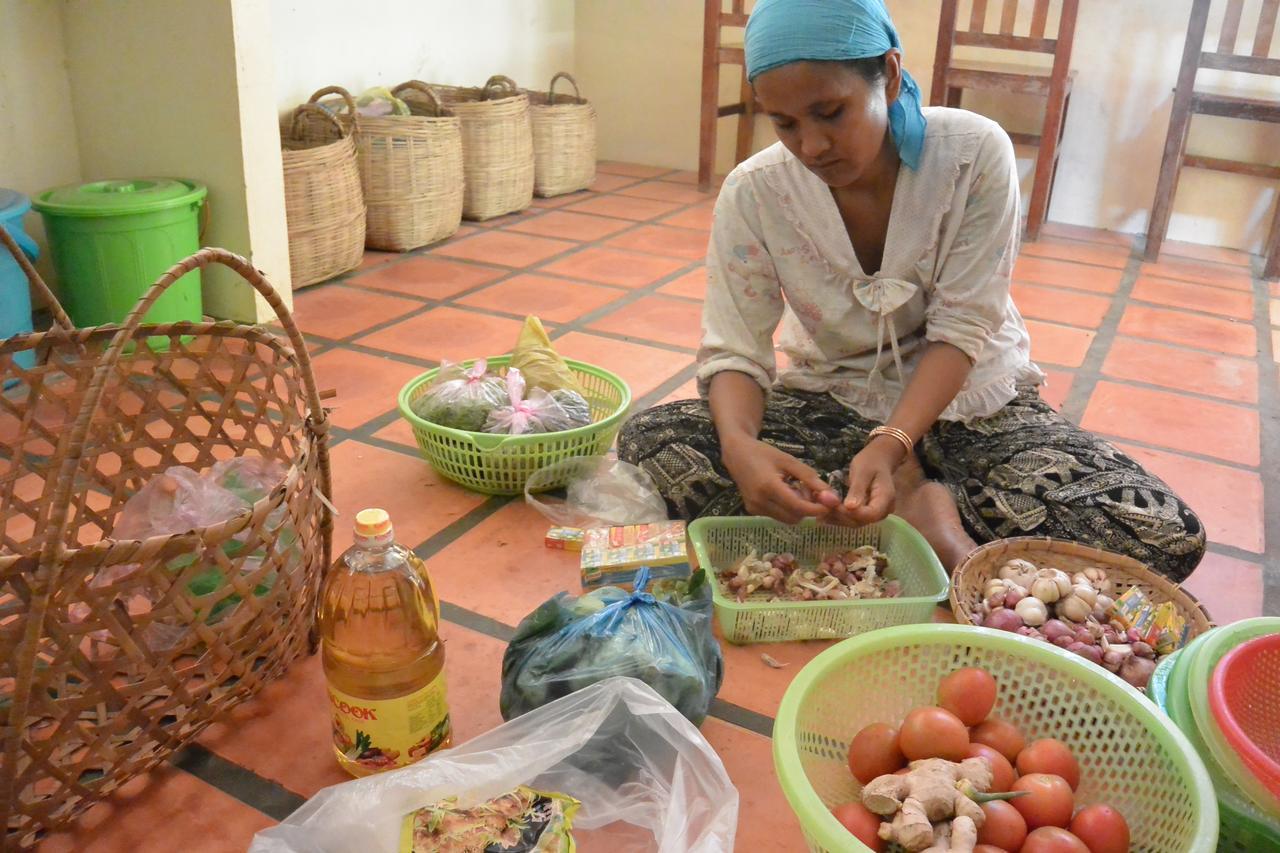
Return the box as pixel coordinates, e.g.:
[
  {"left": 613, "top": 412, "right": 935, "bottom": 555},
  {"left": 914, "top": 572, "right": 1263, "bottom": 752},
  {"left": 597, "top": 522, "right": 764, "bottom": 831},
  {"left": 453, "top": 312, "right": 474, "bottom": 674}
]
[{"left": 432, "top": 75, "right": 535, "bottom": 220}]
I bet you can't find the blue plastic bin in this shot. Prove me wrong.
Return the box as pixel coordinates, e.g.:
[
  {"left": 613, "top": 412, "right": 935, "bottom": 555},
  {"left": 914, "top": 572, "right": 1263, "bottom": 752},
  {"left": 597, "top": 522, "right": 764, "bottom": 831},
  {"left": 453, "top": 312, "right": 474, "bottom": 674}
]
[{"left": 0, "top": 189, "right": 37, "bottom": 373}]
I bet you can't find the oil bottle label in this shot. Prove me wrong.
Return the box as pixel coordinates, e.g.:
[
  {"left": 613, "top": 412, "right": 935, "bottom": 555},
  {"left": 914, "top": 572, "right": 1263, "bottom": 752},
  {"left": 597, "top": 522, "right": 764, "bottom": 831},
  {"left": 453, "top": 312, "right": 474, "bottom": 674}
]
[{"left": 329, "top": 675, "right": 451, "bottom": 772}]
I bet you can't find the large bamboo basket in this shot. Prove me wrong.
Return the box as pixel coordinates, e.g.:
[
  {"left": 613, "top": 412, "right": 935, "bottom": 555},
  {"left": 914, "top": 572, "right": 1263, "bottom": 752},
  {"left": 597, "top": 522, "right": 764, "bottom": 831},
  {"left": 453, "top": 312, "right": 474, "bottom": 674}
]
[
  {"left": 0, "top": 229, "right": 333, "bottom": 846},
  {"left": 526, "top": 72, "right": 596, "bottom": 197},
  {"left": 349, "top": 81, "right": 464, "bottom": 251},
  {"left": 432, "top": 75, "right": 535, "bottom": 220},
  {"left": 281, "top": 86, "right": 366, "bottom": 287},
  {"left": 952, "top": 537, "right": 1214, "bottom": 636}
]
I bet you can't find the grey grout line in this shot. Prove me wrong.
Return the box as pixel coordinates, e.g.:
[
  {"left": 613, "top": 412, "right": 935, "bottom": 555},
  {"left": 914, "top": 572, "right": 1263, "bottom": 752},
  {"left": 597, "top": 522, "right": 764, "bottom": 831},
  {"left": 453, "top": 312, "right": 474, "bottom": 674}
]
[
  {"left": 1246, "top": 269, "right": 1280, "bottom": 616},
  {"left": 170, "top": 743, "right": 307, "bottom": 821},
  {"left": 1205, "top": 541, "right": 1268, "bottom": 566},
  {"left": 1058, "top": 250, "right": 1143, "bottom": 424}
]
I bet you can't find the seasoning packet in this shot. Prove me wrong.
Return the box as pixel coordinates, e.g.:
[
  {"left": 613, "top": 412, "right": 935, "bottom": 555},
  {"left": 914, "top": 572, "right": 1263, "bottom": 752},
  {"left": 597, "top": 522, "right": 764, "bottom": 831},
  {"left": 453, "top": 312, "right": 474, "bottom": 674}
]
[
  {"left": 544, "top": 527, "right": 584, "bottom": 552},
  {"left": 579, "top": 521, "right": 689, "bottom": 590},
  {"left": 1112, "top": 586, "right": 1161, "bottom": 644},
  {"left": 399, "top": 786, "right": 579, "bottom": 852},
  {"left": 1152, "top": 601, "right": 1190, "bottom": 654}
]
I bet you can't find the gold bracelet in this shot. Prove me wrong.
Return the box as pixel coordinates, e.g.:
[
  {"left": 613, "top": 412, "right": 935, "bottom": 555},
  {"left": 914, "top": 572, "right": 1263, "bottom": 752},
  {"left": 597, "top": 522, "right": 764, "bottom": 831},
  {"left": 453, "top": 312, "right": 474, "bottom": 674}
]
[{"left": 867, "top": 425, "right": 915, "bottom": 458}]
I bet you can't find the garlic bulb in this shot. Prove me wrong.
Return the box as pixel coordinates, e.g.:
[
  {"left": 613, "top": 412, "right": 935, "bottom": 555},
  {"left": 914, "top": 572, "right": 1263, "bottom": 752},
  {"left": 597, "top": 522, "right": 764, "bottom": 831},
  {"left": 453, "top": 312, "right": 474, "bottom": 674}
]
[
  {"left": 984, "top": 578, "right": 1010, "bottom": 599},
  {"left": 1048, "top": 569, "right": 1072, "bottom": 598},
  {"left": 1015, "top": 596, "right": 1049, "bottom": 627},
  {"left": 1071, "top": 584, "right": 1098, "bottom": 608},
  {"left": 999, "top": 559, "right": 1039, "bottom": 589},
  {"left": 1031, "top": 574, "right": 1062, "bottom": 604},
  {"left": 1056, "top": 593, "right": 1092, "bottom": 623}
]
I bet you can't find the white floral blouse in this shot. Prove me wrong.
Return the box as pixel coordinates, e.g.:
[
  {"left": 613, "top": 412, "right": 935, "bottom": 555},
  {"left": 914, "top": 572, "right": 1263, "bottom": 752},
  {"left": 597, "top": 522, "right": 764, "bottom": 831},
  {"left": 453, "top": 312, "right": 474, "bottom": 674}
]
[{"left": 696, "top": 107, "right": 1043, "bottom": 424}]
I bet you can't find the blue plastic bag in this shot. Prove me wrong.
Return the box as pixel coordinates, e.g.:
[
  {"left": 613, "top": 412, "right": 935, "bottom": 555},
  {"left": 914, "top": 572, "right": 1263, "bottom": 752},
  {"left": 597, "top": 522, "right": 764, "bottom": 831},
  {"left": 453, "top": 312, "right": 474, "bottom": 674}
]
[{"left": 500, "top": 568, "right": 723, "bottom": 725}]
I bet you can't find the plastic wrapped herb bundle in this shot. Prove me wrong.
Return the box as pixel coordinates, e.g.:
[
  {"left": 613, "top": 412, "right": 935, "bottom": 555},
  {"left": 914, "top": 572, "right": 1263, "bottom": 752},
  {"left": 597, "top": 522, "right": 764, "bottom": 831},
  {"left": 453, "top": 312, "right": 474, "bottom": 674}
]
[
  {"left": 410, "top": 358, "right": 509, "bottom": 431},
  {"left": 500, "top": 568, "right": 723, "bottom": 725},
  {"left": 484, "top": 368, "right": 592, "bottom": 435},
  {"left": 399, "top": 787, "right": 578, "bottom": 852}
]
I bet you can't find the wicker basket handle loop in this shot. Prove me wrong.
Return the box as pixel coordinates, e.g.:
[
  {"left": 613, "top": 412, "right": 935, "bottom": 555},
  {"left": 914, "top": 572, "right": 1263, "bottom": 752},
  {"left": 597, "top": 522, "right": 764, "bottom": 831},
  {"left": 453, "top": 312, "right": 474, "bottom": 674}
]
[
  {"left": 0, "top": 220, "right": 73, "bottom": 330},
  {"left": 391, "top": 80, "right": 445, "bottom": 116},
  {"left": 43, "top": 248, "right": 331, "bottom": 562},
  {"left": 548, "top": 72, "right": 582, "bottom": 103},
  {"left": 288, "top": 103, "right": 348, "bottom": 142},
  {"left": 307, "top": 85, "right": 357, "bottom": 116},
  {"left": 482, "top": 75, "right": 520, "bottom": 100}
]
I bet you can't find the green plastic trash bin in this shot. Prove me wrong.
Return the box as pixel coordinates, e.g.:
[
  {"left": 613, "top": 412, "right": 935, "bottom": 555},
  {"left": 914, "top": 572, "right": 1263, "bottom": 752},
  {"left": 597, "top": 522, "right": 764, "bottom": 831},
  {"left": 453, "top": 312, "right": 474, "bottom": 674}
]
[{"left": 33, "top": 178, "right": 207, "bottom": 329}]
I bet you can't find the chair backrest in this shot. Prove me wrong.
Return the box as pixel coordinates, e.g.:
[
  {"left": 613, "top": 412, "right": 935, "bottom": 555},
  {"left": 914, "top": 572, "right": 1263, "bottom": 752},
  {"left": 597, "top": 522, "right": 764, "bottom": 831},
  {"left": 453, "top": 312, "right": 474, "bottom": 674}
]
[
  {"left": 705, "top": 0, "right": 751, "bottom": 63},
  {"left": 938, "top": 0, "right": 1078, "bottom": 61},
  {"left": 1195, "top": 0, "right": 1280, "bottom": 78}
]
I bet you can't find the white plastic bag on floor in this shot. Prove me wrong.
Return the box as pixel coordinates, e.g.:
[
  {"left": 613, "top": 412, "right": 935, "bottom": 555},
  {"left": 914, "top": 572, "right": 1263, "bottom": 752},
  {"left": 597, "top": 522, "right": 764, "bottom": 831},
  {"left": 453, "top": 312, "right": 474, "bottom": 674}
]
[{"left": 249, "top": 677, "right": 738, "bottom": 853}]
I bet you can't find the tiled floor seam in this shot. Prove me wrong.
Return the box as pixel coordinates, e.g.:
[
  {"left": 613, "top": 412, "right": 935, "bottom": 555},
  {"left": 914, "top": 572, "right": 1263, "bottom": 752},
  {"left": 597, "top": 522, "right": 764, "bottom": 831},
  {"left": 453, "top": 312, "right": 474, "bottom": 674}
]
[
  {"left": 1247, "top": 264, "right": 1280, "bottom": 615},
  {"left": 1058, "top": 249, "right": 1142, "bottom": 423}
]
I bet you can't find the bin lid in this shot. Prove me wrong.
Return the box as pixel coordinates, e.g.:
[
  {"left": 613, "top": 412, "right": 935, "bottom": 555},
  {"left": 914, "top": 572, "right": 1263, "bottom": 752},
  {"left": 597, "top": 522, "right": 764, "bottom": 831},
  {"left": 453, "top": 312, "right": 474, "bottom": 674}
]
[
  {"left": 0, "top": 189, "right": 32, "bottom": 224},
  {"left": 34, "top": 178, "right": 207, "bottom": 217}
]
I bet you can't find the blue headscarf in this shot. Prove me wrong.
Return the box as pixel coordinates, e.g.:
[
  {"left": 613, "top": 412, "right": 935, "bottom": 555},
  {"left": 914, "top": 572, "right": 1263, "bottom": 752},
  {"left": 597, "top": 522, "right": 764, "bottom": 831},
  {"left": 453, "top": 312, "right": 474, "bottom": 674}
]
[{"left": 744, "top": 0, "right": 927, "bottom": 169}]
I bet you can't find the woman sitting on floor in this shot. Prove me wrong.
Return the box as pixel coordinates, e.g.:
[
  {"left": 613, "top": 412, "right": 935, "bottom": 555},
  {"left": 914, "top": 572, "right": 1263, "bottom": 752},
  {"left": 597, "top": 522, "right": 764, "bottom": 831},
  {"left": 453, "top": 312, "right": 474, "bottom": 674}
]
[{"left": 618, "top": 0, "right": 1205, "bottom": 580}]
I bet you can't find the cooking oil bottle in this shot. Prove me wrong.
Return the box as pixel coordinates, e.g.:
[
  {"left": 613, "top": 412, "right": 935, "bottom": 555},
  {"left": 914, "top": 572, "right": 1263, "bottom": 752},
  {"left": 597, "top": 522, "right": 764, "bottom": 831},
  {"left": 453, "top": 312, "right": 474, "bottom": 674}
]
[{"left": 319, "top": 508, "right": 451, "bottom": 777}]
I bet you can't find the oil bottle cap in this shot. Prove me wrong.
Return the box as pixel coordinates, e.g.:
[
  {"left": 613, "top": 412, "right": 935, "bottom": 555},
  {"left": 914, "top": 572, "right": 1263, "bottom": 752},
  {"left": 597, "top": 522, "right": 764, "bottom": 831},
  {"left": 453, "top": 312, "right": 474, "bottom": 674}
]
[{"left": 354, "top": 508, "right": 393, "bottom": 538}]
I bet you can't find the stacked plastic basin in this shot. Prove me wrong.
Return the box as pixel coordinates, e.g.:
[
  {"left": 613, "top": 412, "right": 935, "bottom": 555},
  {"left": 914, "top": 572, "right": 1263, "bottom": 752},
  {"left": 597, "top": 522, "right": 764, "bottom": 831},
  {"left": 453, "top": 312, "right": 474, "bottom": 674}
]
[
  {"left": 33, "top": 178, "right": 207, "bottom": 329},
  {"left": 1149, "top": 617, "right": 1280, "bottom": 852},
  {"left": 0, "top": 189, "right": 37, "bottom": 372}
]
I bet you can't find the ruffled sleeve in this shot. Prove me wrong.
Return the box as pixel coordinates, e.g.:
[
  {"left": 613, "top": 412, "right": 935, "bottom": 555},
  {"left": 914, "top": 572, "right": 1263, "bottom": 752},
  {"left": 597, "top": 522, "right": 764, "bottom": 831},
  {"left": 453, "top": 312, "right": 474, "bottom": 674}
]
[
  {"left": 695, "top": 172, "right": 786, "bottom": 396},
  {"left": 925, "top": 126, "right": 1020, "bottom": 363}
]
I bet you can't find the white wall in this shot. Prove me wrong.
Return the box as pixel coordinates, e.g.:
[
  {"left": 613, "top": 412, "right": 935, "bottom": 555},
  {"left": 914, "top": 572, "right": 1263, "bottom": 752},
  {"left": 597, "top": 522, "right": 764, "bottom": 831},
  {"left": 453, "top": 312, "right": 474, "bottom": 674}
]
[
  {"left": 577, "top": 0, "right": 1280, "bottom": 255},
  {"left": 0, "top": 0, "right": 82, "bottom": 291},
  {"left": 61, "top": 0, "right": 290, "bottom": 322},
  {"left": 270, "top": 0, "right": 576, "bottom": 112}
]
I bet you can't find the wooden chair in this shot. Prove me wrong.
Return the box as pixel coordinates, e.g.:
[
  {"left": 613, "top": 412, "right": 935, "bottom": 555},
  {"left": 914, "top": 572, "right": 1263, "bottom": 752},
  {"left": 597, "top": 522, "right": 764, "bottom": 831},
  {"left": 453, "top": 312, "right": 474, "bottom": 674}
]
[
  {"left": 1146, "top": 0, "right": 1280, "bottom": 278},
  {"left": 931, "top": 0, "right": 1080, "bottom": 241},
  {"left": 698, "top": 0, "right": 755, "bottom": 191}
]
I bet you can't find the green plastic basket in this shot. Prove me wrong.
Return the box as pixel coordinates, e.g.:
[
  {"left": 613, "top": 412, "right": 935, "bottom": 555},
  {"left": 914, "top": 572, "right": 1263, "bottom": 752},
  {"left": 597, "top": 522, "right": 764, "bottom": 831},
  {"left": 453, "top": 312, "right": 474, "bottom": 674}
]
[
  {"left": 1183, "top": 618, "right": 1280, "bottom": 818},
  {"left": 686, "top": 516, "right": 948, "bottom": 644},
  {"left": 773, "top": 624, "right": 1218, "bottom": 853},
  {"left": 397, "top": 356, "right": 631, "bottom": 495},
  {"left": 1157, "top": 633, "right": 1280, "bottom": 853}
]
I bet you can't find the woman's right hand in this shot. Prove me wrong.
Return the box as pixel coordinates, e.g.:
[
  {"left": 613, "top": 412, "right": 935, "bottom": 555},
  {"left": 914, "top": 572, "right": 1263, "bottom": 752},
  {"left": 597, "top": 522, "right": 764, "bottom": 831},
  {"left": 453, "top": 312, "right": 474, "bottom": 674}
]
[{"left": 721, "top": 436, "right": 841, "bottom": 524}]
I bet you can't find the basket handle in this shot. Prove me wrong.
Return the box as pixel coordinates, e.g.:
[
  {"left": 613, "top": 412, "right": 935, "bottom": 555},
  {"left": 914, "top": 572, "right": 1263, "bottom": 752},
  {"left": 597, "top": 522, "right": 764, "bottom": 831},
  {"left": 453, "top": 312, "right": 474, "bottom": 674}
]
[
  {"left": 288, "top": 102, "right": 348, "bottom": 141},
  {"left": 391, "top": 80, "right": 445, "bottom": 116},
  {"left": 41, "top": 248, "right": 333, "bottom": 564},
  {"left": 548, "top": 72, "right": 581, "bottom": 103},
  {"left": 0, "top": 220, "right": 73, "bottom": 331},
  {"left": 482, "top": 75, "right": 520, "bottom": 100},
  {"left": 308, "top": 85, "right": 358, "bottom": 117}
]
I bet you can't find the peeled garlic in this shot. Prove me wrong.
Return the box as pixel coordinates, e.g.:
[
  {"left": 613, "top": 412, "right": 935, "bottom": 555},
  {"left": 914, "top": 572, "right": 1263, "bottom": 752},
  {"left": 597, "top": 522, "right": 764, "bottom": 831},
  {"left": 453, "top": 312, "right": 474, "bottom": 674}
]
[{"left": 1015, "top": 596, "right": 1049, "bottom": 627}]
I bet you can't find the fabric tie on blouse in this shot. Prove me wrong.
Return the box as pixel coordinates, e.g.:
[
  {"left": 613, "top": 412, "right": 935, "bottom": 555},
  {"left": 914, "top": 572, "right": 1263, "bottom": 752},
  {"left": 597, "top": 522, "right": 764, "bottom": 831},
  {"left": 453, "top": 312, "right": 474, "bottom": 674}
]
[{"left": 851, "top": 275, "right": 917, "bottom": 394}]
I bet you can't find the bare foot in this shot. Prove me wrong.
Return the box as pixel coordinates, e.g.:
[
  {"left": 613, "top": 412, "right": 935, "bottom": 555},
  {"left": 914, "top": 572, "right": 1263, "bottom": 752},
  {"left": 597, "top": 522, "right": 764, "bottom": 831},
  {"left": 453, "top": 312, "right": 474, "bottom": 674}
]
[{"left": 893, "top": 458, "right": 977, "bottom": 571}]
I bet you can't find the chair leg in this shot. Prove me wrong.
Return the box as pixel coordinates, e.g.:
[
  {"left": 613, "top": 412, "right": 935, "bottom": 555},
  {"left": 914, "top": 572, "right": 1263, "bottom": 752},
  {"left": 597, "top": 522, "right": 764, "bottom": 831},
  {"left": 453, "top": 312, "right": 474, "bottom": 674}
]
[
  {"left": 1040, "top": 90, "right": 1072, "bottom": 221},
  {"left": 734, "top": 65, "right": 756, "bottom": 167},
  {"left": 1144, "top": 100, "right": 1195, "bottom": 262},
  {"left": 1264, "top": 196, "right": 1280, "bottom": 280},
  {"left": 697, "top": 1, "right": 721, "bottom": 191},
  {"left": 1025, "top": 87, "right": 1070, "bottom": 242},
  {"left": 946, "top": 86, "right": 963, "bottom": 108}
]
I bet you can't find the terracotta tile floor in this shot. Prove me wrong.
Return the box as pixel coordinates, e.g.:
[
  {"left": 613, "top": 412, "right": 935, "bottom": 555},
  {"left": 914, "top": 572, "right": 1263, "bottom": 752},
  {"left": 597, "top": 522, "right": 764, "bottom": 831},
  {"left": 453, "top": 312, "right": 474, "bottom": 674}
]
[{"left": 49, "top": 166, "right": 1280, "bottom": 852}]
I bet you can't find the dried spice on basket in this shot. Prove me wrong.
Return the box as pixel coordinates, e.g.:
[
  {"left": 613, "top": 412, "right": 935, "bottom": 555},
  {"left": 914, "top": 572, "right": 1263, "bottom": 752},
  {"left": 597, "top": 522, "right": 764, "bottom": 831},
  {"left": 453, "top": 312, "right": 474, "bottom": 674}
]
[
  {"left": 718, "top": 547, "right": 902, "bottom": 603},
  {"left": 973, "top": 559, "right": 1188, "bottom": 690}
]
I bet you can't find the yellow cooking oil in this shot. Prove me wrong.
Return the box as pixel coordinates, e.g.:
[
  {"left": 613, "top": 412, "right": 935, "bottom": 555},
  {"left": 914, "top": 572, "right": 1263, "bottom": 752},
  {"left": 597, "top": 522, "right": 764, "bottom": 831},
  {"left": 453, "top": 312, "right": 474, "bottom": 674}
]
[{"left": 319, "top": 508, "right": 451, "bottom": 777}]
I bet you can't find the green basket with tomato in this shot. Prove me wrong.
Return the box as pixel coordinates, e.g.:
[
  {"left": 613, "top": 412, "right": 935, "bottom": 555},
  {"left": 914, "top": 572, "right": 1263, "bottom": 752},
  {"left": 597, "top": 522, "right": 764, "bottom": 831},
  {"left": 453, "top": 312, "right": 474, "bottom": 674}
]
[{"left": 773, "top": 624, "right": 1218, "bottom": 852}]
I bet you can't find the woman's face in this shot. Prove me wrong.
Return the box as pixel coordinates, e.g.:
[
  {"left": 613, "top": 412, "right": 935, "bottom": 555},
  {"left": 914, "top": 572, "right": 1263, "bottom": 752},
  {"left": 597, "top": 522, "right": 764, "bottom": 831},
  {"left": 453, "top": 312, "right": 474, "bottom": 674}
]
[{"left": 752, "top": 54, "right": 902, "bottom": 189}]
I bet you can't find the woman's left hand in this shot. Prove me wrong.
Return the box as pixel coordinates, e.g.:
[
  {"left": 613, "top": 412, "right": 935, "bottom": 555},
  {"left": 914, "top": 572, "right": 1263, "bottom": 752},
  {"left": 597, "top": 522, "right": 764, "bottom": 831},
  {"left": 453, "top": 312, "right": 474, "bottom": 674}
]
[{"left": 839, "top": 440, "right": 900, "bottom": 525}]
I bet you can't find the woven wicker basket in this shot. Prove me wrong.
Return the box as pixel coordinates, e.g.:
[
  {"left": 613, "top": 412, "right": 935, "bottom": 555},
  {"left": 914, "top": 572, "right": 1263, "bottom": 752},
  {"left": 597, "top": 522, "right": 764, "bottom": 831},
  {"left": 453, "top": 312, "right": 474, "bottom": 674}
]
[
  {"left": 281, "top": 86, "right": 366, "bottom": 287},
  {"left": 526, "top": 72, "right": 596, "bottom": 197},
  {"left": 346, "top": 81, "right": 464, "bottom": 251},
  {"left": 0, "top": 229, "right": 333, "bottom": 846},
  {"left": 433, "top": 75, "right": 534, "bottom": 220},
  {"left": 952, "top": 537, "right": 1214, "bottom": 636}
]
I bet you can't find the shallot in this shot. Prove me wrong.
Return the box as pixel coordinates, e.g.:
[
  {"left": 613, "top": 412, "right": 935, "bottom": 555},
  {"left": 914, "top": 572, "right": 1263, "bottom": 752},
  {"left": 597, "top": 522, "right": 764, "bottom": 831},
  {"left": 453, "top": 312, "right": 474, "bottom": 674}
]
[
  {"left": 1119, "top": 654, "right": 1157, "bottom": 688},
  {"left": 1069, "top": 643, "right": 1104, "bottom": 665},
  {"left": 983, "top": 608, "right": 1024, "bottom": 632},
  {"left": 1042, "top": 619, "right": 1073, "bottom": 643}
]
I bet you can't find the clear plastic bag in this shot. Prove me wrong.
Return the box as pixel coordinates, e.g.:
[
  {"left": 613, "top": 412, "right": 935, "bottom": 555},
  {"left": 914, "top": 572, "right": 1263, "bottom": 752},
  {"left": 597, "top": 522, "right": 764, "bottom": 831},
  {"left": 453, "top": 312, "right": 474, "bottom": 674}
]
[
  {"left": 500, "top": 568, "right": 723, "bottom": 725},
  {"left": 111, "top": 466, "right": 247, "bottom": 541},
  {"left": 410, "top": 358, "right": 509, "bottom": 431},
  {"left": 248, "top": 677, "right": 738, "bottom": 853},
  {"left": 484, "top": 368, "right": 592, "bottom": 435},
  {"left": 525, "top": 457, "right": 669, "bottom": 527}
]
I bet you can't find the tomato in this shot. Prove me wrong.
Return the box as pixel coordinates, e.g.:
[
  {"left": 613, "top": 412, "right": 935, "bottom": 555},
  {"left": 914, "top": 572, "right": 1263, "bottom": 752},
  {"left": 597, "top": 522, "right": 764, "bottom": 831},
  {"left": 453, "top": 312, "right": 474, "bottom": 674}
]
[
  {"left": 831, "top": 801, "right": 884, "bottom": 851},
  {"left": 967, "top": 742, "right": 1016, "bottom": 792},
  {"left": 977, "top": 800, "right": 1027, "bottom": 852},
  {"left": 1017, "top": 738, "right": 1081, "bottom": 790},
  {"left": 899, "top": 707, "right": 970, "bottom": 762},
  {"left": 1070, "top": 804, "right": 1131, "bottom": 853},
  {"left": 971, "top": 717, "right": 1027, "bottom": 763},
  {"left": 938, "top": 667, "right": 998, "bottom": 725},
  {"left": 847, "top": 722, "right": 906, "bottom": 784},
  {"left": 973, "top": 846, "right": 1011, "bottom": 853},
  {"left": 1012, "top": 773, "right": 1076, "bottom": 829},
  {"left": 1021, "top": 826, "right": 1090, "bottom": 853}
]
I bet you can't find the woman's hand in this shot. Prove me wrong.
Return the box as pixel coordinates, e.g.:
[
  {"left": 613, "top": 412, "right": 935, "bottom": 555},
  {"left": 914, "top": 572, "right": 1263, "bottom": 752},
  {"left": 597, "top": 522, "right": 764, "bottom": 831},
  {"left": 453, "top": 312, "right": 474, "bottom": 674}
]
[
  {"left": 840, "top": 439, "right": 901, "bottom": 525},
  {"left": 722, "top": 436, "right": 841, "bottom": 523}
]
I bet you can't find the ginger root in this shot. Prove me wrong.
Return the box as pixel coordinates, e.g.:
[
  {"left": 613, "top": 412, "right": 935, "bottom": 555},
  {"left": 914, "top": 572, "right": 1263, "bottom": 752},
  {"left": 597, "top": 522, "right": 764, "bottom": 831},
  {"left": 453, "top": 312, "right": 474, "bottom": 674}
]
[{"left": 864, "top": 757, "right": 992, "bottom": 852}]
